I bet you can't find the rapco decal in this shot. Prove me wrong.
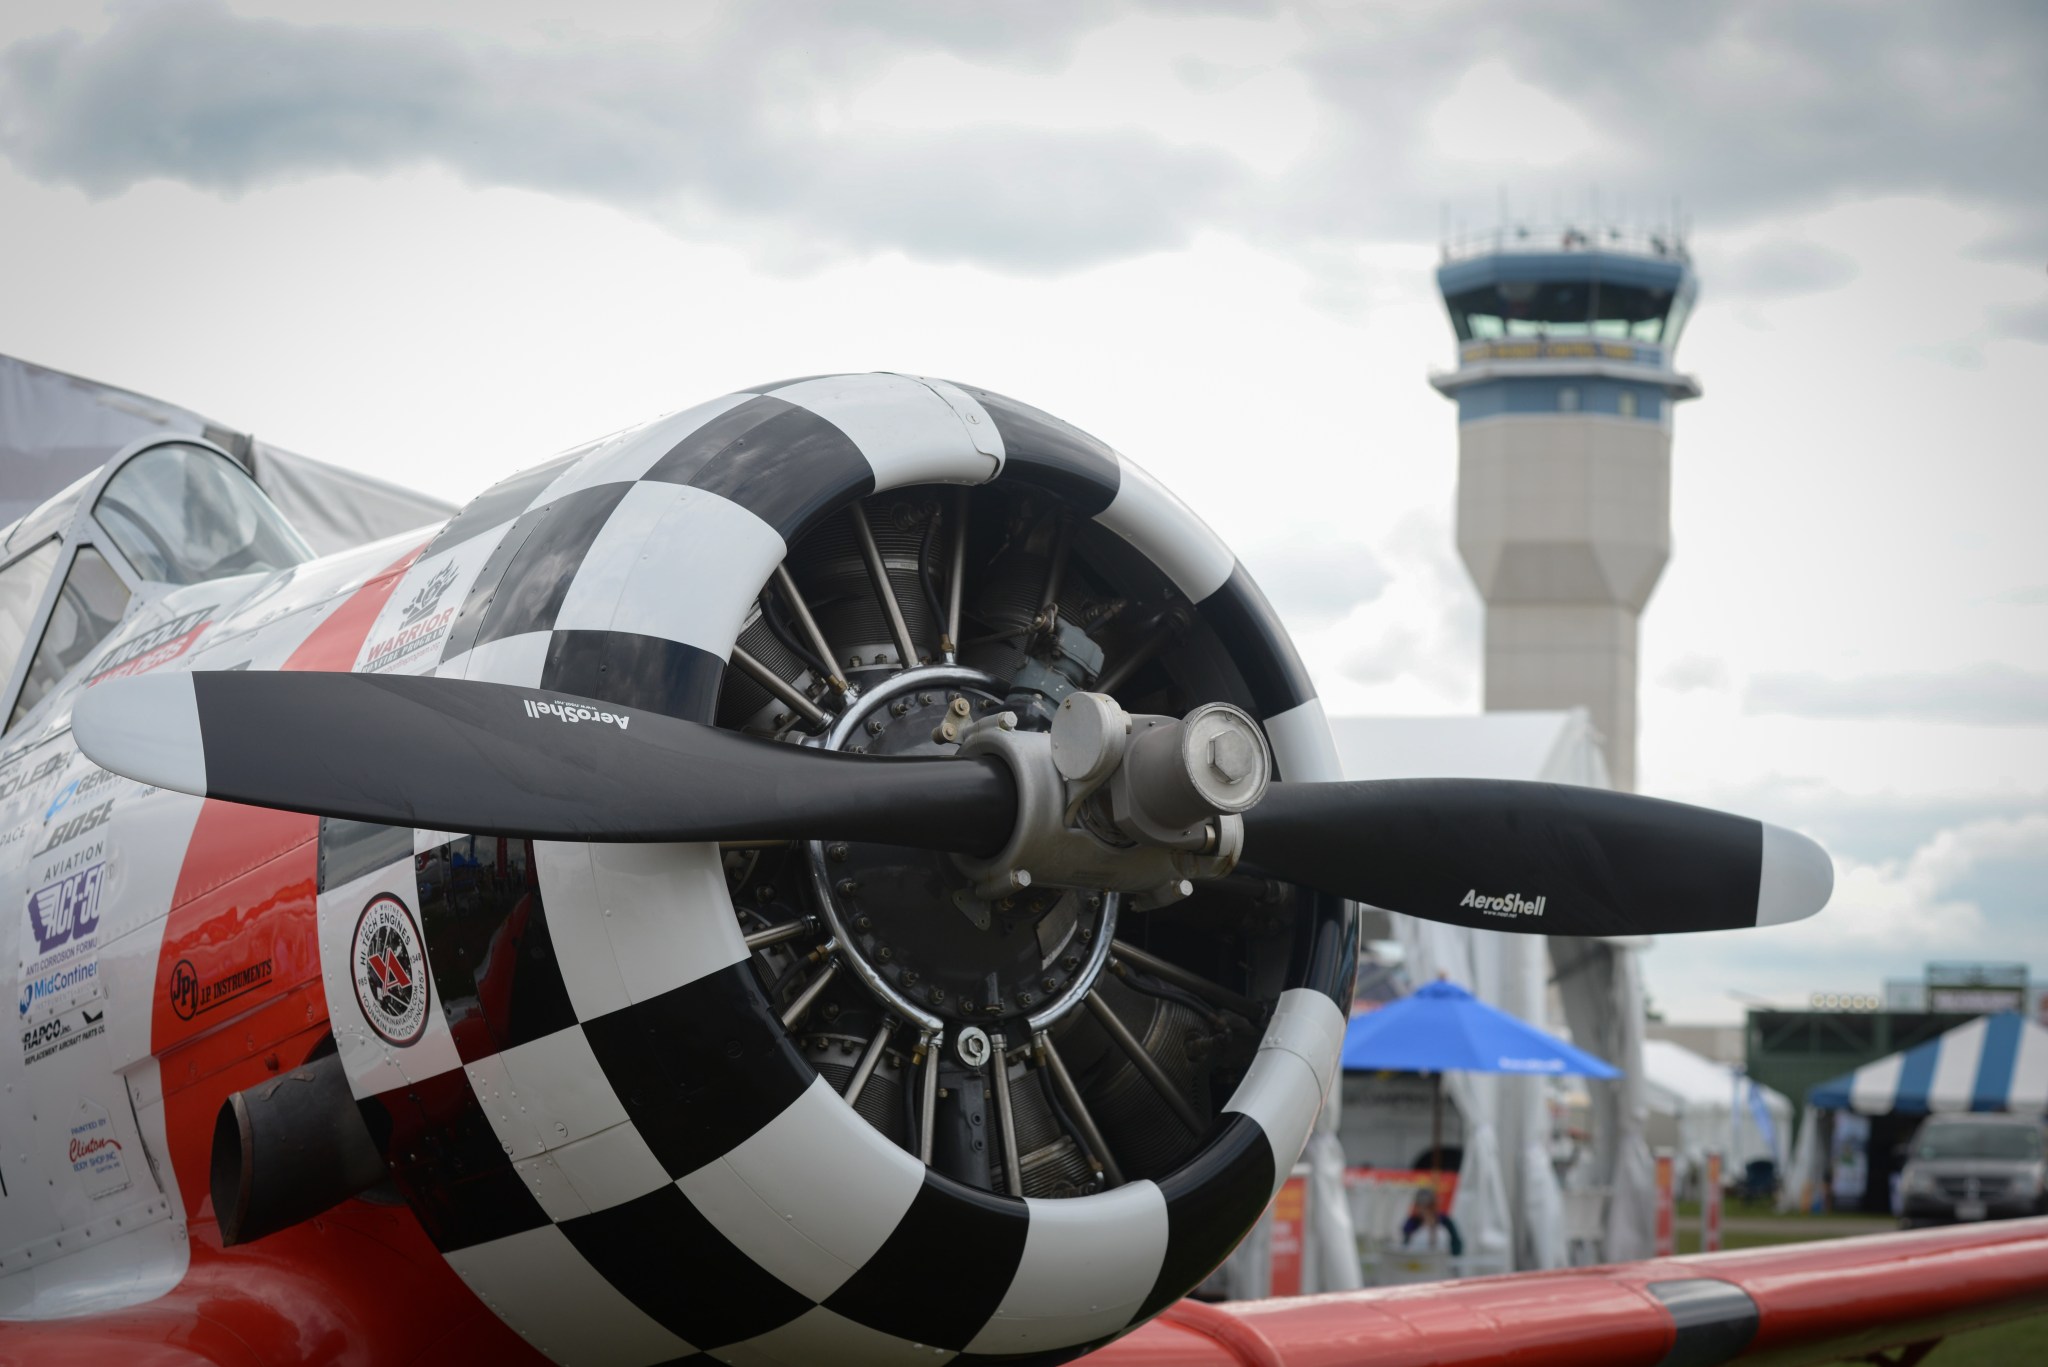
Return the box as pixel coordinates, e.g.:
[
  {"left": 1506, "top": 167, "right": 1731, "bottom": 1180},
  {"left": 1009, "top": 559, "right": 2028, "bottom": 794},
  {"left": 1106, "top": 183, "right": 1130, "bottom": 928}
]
[
  {"left": 351, "top": 894, "right": 429, "bottom": 1046},
  {"left": 525, "top": 697, "right": 631, "bottom": 730},
  {"left": 169, "top": 956, "right": 275, "bottom": 1022},
  {"left": 362, "top": 560, "right": 460, "bottom": 673},
  {"left": 67, "top": 1098, "right": 130, "bottom": 1200},
  {"left": 22, "top": 1006, "right": 106, "bottom": 1067},
  {"left": 1458, "top": 888, "right": 1547, "bottom": 920},
  {"left": 85, "top": 605, "right": 214, "bottom": 684}
]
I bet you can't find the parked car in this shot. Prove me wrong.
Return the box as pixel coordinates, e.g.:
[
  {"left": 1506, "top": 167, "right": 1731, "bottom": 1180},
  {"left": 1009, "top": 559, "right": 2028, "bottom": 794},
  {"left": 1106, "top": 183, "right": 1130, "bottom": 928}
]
[{"left": 1898, "top": 1113, "right": 2048, "bottom": 1228}]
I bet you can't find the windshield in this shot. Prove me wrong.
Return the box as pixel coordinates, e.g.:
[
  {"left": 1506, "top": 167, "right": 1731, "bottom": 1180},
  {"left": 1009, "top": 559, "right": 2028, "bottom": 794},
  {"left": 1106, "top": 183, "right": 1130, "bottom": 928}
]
[
  {"left": 0, "top": 538, "right": 62, "bottom": 691},
  {"left": 95, "top": 443, "right": 312, "bottom": 585},
  {"left": 1914, "top": 1122, "right": 2043, "bottom": 1161}
]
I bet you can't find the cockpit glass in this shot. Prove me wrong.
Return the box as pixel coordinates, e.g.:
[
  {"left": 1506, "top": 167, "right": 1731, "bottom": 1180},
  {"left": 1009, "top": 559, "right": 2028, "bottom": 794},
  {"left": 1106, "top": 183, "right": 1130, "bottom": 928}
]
[
  {"left": 0, "top": 537, "right": 62, "bottom": 692},
  {"left": 95, "top": 443, "right": 312, "bottom": 586},
  {"left": 9, "top": 545, "right": 131, "bottom": 731}
]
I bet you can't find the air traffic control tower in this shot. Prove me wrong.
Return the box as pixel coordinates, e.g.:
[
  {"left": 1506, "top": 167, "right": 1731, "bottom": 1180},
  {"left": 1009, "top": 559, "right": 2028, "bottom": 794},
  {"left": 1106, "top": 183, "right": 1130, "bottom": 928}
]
[{"left": 1432, "top": 225, "right": 1701, "bottom": 792}]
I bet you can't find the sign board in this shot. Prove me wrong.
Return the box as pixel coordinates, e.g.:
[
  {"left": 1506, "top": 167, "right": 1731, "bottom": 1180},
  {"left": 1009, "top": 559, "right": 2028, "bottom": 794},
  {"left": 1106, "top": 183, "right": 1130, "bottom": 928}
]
[
  {"left": 1702, "top": 1152, "right": 1723, "bottom": 1253},
  {"left": 1269, "top": 1174, "right": 1307, "bottom": 1296},
  {"left": 1654, "top": 1152, "right": 1675, "bottom": 1257}
]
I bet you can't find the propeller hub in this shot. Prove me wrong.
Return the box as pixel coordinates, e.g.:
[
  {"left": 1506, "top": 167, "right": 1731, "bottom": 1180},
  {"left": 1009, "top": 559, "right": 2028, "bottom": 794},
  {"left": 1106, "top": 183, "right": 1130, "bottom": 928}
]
[{"left": 804, "top": 664, "right": 1120, "bottom": 1034}]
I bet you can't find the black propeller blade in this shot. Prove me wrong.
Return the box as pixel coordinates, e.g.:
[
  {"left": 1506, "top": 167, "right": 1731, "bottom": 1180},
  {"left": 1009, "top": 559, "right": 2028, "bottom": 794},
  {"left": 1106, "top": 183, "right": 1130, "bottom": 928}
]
[
  {"left": 1239, "top": 778, "right": 1832, "bottom": 936},
  {"left": 72, "top": 670, "right": 1016, "bottom": 855},
  {"left": 75, "top": 672, "right": 1832, "bottom": 936}
]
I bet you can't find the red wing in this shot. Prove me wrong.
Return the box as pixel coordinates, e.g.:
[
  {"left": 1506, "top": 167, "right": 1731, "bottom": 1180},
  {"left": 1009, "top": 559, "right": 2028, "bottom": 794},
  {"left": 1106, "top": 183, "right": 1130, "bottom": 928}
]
[{"left": 1089, "top": 1218, "right": 2048, "bottom": 1366}]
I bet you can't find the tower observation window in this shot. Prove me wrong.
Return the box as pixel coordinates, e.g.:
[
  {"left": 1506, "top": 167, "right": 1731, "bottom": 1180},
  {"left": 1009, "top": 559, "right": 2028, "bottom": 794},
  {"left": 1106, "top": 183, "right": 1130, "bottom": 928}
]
[{"left": 1446, "top": 279, "right": 1678, "bottom": 344}]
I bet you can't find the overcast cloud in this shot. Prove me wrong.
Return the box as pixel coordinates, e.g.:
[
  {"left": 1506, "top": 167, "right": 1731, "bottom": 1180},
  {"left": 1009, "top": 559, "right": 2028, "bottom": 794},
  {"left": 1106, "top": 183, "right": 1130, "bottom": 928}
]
[
  {"left": 1747, "top": 664, "right": 2048, "bottom": 727},
  {"left": 2, "top": 1, "right": 2042, "bottom": 276},
  {"left": 0, "top": 2, "right": 2042, "bottom": 1026}
]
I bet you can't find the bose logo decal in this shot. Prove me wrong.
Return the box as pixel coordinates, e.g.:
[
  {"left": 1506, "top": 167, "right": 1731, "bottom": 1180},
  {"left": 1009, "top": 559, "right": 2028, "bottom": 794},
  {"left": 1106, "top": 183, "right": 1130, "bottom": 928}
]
[
  {"left": 1459, "top": 888, "right": 1546, "bottom": 919},
  {"left": 525, "top": 698, "right": 631, "bottom": 730}
]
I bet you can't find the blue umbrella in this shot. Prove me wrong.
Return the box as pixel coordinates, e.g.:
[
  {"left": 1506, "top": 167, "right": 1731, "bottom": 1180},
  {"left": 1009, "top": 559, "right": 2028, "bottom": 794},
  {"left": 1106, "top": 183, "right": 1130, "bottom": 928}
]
[
  {"left": 1344, "top": 979, "right": 1620, "bottom": 1077},
  {"left": 1343, "top": 978, "right": 1619, "bottom": 1185}
]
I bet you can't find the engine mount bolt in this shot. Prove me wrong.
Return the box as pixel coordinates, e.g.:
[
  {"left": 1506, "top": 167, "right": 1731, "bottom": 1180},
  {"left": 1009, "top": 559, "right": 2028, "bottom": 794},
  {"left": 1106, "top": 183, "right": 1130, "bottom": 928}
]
[
  {"left": 822, "top": 1003, "right": 841, "bottom": 1022},
  {"left": 919, "top": 693, "right": 934, "bottom": 705},
  {"left": 949, "top": 697, "right": 971, "bottom": 718},
  {"left": 837, "top": 880, "right": 859, "bottom": 898},
  {"left": 930, "top": 988, "right": 947, "bottom": 1004},
  {"left": 1018, "top": 992, "right": 1035, "bottom": 1007},
  {"left": 1042, "top": 977, "right": 1058, "bottom": 992},
  {"left": 876, "top": 946, "right": 893, "bottom": 961},
  {"left": 828, "top": 844, "right": 850, "bottom": 862},
  {"left": 854, "top": 916, "right": 872, "bottom": 932},
  {"left": 1063, "top": 955, "right": 1081, "bottom": 971},
  {"left": 890, "top": 699, "right": 910, "bottom": 717},
  {"left": 902, "top": 970, "right": 919, "bottom": 985},
  {"left": 1080, "top": 927, "right": 1095, "bottom": 943}
]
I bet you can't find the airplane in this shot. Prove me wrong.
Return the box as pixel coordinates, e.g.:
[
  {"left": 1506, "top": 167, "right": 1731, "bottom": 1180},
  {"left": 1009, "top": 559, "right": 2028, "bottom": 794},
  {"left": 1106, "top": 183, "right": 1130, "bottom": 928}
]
[{"left": 0, "top": 371, "right": 1856, "bottom": 1365}]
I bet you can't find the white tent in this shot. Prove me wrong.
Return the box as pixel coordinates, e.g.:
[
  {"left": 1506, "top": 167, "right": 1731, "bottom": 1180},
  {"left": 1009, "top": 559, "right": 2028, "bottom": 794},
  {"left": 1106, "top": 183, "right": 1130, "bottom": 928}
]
[
  {"left": 1, "top": 353, "right": 452, "bottom": 554},
  {"left": 1329, "top": 709, "right": 1656, "bottom": 1272},
  {"left": 1641, "top": 1038, "right": 1792, "bottom": 1194}
]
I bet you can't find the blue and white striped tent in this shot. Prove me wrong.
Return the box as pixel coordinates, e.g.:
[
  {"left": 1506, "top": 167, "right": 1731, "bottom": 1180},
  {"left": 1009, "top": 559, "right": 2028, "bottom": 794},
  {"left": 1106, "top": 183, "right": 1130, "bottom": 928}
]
[{"left": 1810, "top": 1012, "right": 2048, "bottom": 1115}]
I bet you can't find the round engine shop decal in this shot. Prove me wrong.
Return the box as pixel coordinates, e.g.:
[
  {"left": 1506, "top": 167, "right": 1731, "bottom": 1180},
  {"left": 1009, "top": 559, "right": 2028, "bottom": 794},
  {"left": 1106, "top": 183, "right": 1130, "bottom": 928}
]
[{"left": 351, "top": 894, "right": 429, "bottom": 1046}]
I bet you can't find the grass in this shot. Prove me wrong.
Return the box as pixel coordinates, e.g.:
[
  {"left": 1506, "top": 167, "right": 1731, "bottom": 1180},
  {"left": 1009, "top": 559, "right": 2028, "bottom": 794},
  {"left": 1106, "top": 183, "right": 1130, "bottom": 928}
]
[{"left": 1661, "top": 1196, "right": 2048, "bottom": 1362}]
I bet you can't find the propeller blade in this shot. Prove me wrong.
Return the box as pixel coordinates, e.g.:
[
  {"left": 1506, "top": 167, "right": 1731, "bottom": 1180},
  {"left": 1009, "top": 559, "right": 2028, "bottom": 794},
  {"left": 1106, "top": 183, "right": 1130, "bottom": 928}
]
[
  {"left": 72, "top": 671, "right": 1017, "bottom": 856},
  {"left": 1239, "top": 779, "right": 1831, "bottom": 936}
]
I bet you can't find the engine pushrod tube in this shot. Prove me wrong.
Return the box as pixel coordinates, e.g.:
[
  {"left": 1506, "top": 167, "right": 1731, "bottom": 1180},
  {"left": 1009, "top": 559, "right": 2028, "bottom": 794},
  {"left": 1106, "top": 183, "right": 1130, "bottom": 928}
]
[
  {"left": 850, "top": 506, "right": 922, "bottom": 670},
  {"left": 844, "top": 1018, "right": 895, "bottom": 1107},
  {"left": 1110, "top": 939, "right": 1263, "bottom": 1023},
  {"left": 1036, "top": 1029, "right": 1122, "bottom": 1187},
  {"left": 917, "top": 1031, "right": 942, "bottom": 1164},
  {"left": 780, "top": 957, "right": 841, "bottom": 1029},
  {"left": 989, "top": 1033, "right": 1025, "bottom": 1198},
  {"left": 731, "top": 643, "right": 830, "bottom": 729},
  {"left": 1085, "top": 989, "right": 1204, "bottom": 1136},
  {"left": 943, "top": 488, "right": 968, "bottom": 663},
  {"left": 773, "top": 563, "right": 849, "bottom": 696},
  {"left": 744, "top": 918, "right": 815, "bottom": 951}
]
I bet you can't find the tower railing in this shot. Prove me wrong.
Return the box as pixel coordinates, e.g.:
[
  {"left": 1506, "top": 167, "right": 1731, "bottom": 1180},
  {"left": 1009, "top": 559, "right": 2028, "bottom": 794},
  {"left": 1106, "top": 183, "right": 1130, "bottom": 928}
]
[{"left": 1440, "top": 222, "right": 1690, "bottom": 265}]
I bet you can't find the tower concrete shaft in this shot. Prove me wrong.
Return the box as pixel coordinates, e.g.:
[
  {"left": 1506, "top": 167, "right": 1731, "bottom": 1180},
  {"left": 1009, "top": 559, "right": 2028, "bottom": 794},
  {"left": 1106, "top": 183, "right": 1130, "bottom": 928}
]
[{"left": 1433, "top": 227, "right": 1700, "bottom": 792}]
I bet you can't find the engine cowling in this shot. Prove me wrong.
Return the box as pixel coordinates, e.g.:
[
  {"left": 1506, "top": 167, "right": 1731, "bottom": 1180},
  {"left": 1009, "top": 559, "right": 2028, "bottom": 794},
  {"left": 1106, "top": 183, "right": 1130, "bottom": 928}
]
[{"left": 311, "top": 374, "right": 1353, "bottom": 1365}]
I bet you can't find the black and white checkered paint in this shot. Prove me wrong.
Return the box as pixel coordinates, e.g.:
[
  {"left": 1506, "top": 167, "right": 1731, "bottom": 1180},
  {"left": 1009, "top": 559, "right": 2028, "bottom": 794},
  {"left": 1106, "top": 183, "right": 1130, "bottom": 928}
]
[{"left": 315, "top": 374, "right": 1355, "bottom": 1366}]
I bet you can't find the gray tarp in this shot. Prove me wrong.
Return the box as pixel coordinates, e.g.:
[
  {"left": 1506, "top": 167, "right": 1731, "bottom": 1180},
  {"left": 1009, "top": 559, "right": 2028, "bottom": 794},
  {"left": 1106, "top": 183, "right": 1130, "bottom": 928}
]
[{"left": 1, "top": 353, "right": 451, "bottom": 554}]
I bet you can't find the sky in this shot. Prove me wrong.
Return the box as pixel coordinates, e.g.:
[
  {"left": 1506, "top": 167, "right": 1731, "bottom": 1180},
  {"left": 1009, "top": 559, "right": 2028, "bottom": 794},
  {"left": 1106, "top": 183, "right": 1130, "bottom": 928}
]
[{"left": 1, "top": 1, "right": 2043, "bottom": 1024}]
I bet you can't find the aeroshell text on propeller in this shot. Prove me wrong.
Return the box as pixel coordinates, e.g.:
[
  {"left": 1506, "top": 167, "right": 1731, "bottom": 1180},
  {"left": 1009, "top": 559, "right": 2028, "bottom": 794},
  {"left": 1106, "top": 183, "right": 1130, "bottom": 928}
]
[
  {"left": 1459, "top": 889, "right": 1547, "bottom": 919},
  {"left": 523, "top": 697, "right": 632, "bottom": 730}
]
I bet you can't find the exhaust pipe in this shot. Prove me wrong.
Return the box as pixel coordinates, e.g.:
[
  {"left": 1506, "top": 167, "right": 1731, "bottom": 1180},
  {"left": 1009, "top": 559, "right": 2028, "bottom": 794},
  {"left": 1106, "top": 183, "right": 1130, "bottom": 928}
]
[{"left": 211, "top": 1051, "right": 390, "bottom": 1246}]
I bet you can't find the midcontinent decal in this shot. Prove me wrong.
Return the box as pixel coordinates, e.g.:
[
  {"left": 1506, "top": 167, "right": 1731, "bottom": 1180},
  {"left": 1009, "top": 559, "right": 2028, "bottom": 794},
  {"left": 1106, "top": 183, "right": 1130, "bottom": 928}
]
[
  {"left": 168, "top": 957, "right": 276, "bottom": 1022},
  {"left": 84, "top": 605, "right": 214, "bottom": 684}
]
